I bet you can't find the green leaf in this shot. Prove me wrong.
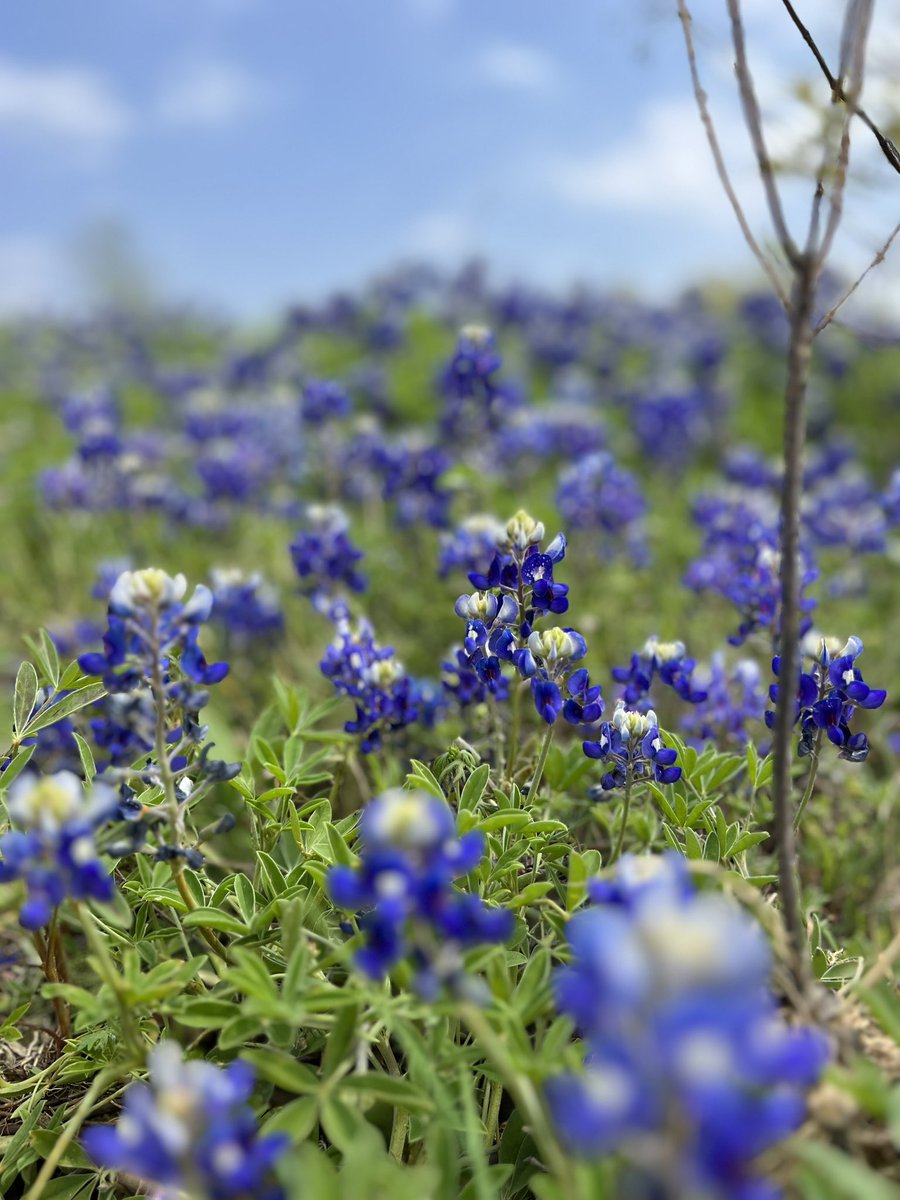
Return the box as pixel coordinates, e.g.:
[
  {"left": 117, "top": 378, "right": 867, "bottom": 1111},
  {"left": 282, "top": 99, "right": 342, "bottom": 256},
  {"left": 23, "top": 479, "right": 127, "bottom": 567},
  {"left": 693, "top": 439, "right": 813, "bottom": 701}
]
[
  {"left": 325, "top": 821, "right": 356, "bottom": 866},
  {"left": 478, "top": 810, "right": 532, "bottom": 833},
  {"left": 459, "top": 762, "right": 491, "bottom": 811},
  {"left": 72, "top": 732, "right": 96, "bottom": 783},
  {"left": 793, "top": 1142, "right": 899, "bottom": 1200},
  {"left": 219, "top": 1013, "right": 264, "bottom": 1050},
  {"left": 39, "top": 1175, "right": 96, "bottom": 1200},
  {"left": 728, "top": 830, "right": 769, "bottom": 856},
  {"left": 319, "top": 1096, "right": 377, "bottom": 1154},
  {"left": 321, "top": 1001, "right": 359, "bottom": 1078},
  {"left": 13, "top": 661, "right": 38, "bottom": 736},
  {"left": 30, "top": 1130, "right": 94, "bottom": 1170},
  {"left": 407, "top": 759, "right": 445, "bottom": 799},
  {"left": 182, "top": 907, "right": 249, "bottom": 936},
  {"left": 256, "top": 850, "right": 288, "bottom": 899},
  {"left": 233, "top": 874, "right": 257, "bottom": 924},
  {"left": 0, "top": 743, "right": 35, "bottom": 792},
  {"left": 242, "top": 1047, "right": 320, "bottom": 1094},
  {"left": 21, "top": 682, "right": 106, "bottom": 736},
  {"left": 341, "top": 1072, "right": 435, "bottom": 1112},
  {"left": 507, "top": 882, "right": 553, "bottom": 908},
  {"left": 170, "top": 997, "right": 238, "bottom": 1028},
  {"left": 683, "top": 827, "right": 704, "bottom": 860}
]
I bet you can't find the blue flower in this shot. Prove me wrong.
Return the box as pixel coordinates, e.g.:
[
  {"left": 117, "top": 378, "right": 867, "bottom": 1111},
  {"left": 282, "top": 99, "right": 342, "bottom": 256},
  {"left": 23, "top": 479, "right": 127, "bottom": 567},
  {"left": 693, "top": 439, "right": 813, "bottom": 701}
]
[
  {"left": 766, "top": 634, "right": 886, "bottom": 762},
  {"left": 289, "top": 505, "right": 366, "bottom": 606},
  {"left": 320, "top": 605, "right": 419, "bottom": 753},
  {"left": 556, "top": 451, "right": 647, "bottom": 565},
  {"left": 79, "top": 568, "right": 228, "bottom": 693},
  {"left": 327, "top": 789, "right": 513, "bottom": 996},
  {"left": 209, "top": 568, "right": 284, "bottom": 645},
  {"left": 83, "top": 1041, "right": 287, "bottom": 1200},
  {"left": 0, "top": 772, "right": 117, "bottom": 929},
  {"left": 545, "top": 855, "right": 830, "bottom": 1199},
  {"left": 680, "top": 653, "right": 766, "bottom": 748},
  {"left": 612, "top": 636, "right": 708, "bottom": 708},
  {"left": 583, "top": 701, "right": 681, "bottom": 789}
]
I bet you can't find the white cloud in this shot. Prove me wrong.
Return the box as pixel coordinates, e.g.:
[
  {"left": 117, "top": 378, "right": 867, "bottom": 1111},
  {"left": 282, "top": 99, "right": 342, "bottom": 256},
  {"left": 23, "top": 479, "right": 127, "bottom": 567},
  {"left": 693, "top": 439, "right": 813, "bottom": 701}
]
[
  {"left": 0, "top": 237, "right": 72, "bottom": 314},
  {"left": 475, "top": 42, "right": 559, "bottom": 92},
  {"left": 156, "top": 60, "right": 264, "bottom": 128},
  {"left": 0, "top": 58, "right": 130, "bottom": 144},
  {"left": 547, "top": 97, "right": 757, "bottom": 220}
]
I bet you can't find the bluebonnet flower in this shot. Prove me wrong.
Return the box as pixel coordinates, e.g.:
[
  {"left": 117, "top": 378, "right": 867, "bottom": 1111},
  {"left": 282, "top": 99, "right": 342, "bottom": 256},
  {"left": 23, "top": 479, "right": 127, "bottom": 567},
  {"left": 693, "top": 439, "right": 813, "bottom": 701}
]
[
  {"left": 442, "top": 646, "right": 510, "bottom": 709},
  {"left": 320, "top": 604, "right": 419, "bottom": 753},
  {"left": 766, "top": 634, "right": 886, "bottom": 762},
  {"left": 612, "top": 636, "right": 708, "bottom": 708},
  {"left": 515, "top": 627, "right": 599, "bottom": 726},
  {"left": 438, "top": 515, "right": 506, "bottom": 579},
  {"left": 83, "top": 1041, "right": 287, "bottom": 1200},
  {"left": 380, "top": 437, "right": 453, "bottom": 529},
  {"left": 629, "top": 388, "right": 711, "bottom": 470},
  {"left": 438, "top": 325, "right": 502, "bottom": 439},
  {"left": 583, "top": 701, "right": 681, "bottom": 790},
  {"left": 0, "top": 771, "right": 116, "bottom": 929},
  {"left": 448, "top": 510, "right": 603, "bottom": 730},
  {"left": 195, "top": 439, "right": 269, "bottom": 504},
  {"left": 556, "top": 452, "right": 647, "bottom": 564},
  {"left": 681, "top": 653, "right": 766, "bottom": 749},
  {"left": 686, "top": 530, "right": 818, "bottom": 648},
  {"left": 289, "top": 505, "right": 366, "bottom": 607},
  {"left": 209, "top": 568, "right": 284, "bottom": 645},
  {"left": 328, "top": 789, "right": 513, "bottom": 998},
  {"left": 545, "top": 854, "right": 830, "bottom": 1200},
  {"left": 300, "top": 378, "right": 352, "bottom": 424},
  {"left": 79, "top": 569, "right": 228, "bottom": 696},
  {"left": 497, "top": 405, "right": 606, "bottom": 468}
]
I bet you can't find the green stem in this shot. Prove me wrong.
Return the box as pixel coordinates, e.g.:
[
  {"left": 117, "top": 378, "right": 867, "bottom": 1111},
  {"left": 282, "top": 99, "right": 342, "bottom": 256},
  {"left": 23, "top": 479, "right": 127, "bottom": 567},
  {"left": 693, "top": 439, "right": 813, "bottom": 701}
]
[
  {"left": 75, "top": 903, "right": 144, "bottom": 1062},
  {"left": 22, "top": 1067, "right": 119, "bottom": 1200},
  {"left": 530, "top": 724, "right": 555, "bottom": 802},
  {"left": 793, "top": 733, "right": 822, "bottom": 831},
  {"left": 460, "top": 1004, "right": 577, "bottom": 1192},
  {"left": 506, "top": 680, "right": 523, "bottom": 780},
  {"left": 484, "top": 1078, "right": 504, "bottom": 1148},
  {"left": 389, "top": 1105, "right": 409, "bottom": 1161},
  {"left": 611, "top": 767, "right": 634, "bottom": 865}
]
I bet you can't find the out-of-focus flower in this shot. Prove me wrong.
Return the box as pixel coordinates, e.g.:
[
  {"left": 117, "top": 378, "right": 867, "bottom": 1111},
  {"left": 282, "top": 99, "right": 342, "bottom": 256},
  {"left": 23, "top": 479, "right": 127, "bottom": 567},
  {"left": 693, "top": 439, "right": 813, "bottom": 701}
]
[{"left": 83, "top": 1041, "right": 287, "bottom": 1200}]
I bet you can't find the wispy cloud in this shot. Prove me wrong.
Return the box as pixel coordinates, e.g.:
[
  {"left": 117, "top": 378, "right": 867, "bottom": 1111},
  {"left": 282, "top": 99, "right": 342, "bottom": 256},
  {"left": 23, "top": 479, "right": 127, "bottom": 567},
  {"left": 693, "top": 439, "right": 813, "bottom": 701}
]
[
  {"left": 546, "top": 97, "right": 756, "bottom": 220},
  {"left": 155, "top": 60, "right": 265, "bottom": 128},
  {"left": 0, "top": 57, "right": 130, "bottom": 144},
  {"left": 475, "top": 42, "right": 559, "bottom": 92}
]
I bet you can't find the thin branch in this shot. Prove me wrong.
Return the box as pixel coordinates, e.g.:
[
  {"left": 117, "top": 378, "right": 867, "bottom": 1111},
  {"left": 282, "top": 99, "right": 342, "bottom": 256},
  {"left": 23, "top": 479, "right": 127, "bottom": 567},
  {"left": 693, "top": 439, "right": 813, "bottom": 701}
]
[
  {"left": 817, "top": 0, "right": 873, "bottom": 264},
  {"left": 780, "top": 0, "right": 900, "bottom": 175},
  {"left": 726, "top": 0, "right": 799, "bottom": 263},
  {"left": 675, "top": 0, "right": 790, "bottom": 310},
  {"left": 814, "top": 219, "right": 900, "bottom": 333}
]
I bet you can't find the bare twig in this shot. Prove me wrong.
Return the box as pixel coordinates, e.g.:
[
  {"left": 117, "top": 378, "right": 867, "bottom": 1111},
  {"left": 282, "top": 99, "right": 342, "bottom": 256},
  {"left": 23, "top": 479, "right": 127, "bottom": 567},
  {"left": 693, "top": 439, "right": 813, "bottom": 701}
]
[
  {"left": 675, "top": 0, "right": 790, "bottom": 310},
  {"left": 726, "top": 0, "right": 798, "bottom": 263},
  {"left": 814, "top": 219, "right": 900, "bottom": 333},
  {"left": 817, "top": 0, "right": 873, "bottom": 263},
  {"left": 780, "top": 0, "right": 900, "bottom": 175}
]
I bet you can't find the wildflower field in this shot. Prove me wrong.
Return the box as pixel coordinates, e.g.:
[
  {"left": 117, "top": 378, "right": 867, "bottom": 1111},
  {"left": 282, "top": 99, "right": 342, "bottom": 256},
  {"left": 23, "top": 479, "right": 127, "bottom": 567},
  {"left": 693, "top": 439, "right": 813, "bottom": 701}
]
[{"left": 0, "top": 268, "right": 898, "bottom": 1200}]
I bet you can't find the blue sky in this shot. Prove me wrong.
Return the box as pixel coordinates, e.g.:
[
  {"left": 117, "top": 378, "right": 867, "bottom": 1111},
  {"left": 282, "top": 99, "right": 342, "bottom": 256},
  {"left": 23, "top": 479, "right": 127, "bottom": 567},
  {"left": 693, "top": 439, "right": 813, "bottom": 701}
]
[{"left": 2, "top": 0, "right": 899, "bottom": 315}]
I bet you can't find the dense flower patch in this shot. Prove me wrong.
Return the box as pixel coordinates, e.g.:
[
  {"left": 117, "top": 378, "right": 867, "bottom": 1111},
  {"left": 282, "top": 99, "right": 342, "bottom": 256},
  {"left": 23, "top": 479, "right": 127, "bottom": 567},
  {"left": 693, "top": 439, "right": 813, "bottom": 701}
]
[{"left": 0, "top": 266, "right": 897, "bottom": 1200}]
